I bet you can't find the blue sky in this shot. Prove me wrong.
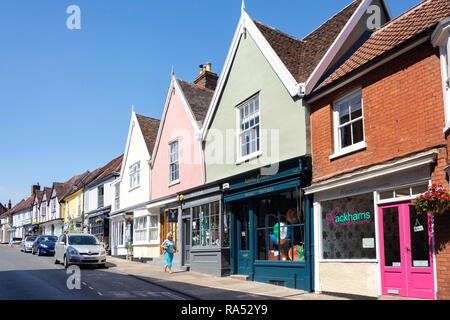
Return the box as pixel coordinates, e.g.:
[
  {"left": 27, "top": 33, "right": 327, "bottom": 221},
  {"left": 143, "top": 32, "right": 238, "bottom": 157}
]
[{"left": 0, "top": 0, "right": 423, "bottom": 205}]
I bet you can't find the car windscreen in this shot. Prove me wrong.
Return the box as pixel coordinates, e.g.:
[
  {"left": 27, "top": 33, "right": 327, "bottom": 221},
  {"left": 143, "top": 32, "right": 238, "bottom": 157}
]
[
  {"left": 68, "top": 235, "right": 99, "bottom": 245},
  {"left": 40, "top": 236, "right": 58, "bottom": 242},
  {"left": 26, "top": 236, "right": 36, "bottom": 241}
]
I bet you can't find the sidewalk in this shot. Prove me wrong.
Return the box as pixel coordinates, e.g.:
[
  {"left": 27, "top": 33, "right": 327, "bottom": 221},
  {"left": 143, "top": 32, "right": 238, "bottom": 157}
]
[{"left": 102, "top": 255, "right": 415, "bottom": 300}]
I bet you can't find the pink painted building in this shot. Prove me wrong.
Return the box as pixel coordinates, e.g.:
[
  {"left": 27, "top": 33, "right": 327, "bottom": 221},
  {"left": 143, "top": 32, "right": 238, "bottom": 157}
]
[{"left": 147, "top": 65, "right": 216, "bottom": 270}]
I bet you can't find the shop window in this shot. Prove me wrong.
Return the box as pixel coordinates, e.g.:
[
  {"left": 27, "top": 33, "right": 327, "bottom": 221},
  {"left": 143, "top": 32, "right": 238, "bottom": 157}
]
[
  {"left": 321, "top": 193, "right": 376, "bottom": 260},
  {"left": 134, "top": 216, "right": 147, "bottom": 242},
  {"left": 331, "top": 89, "right": 365, "bottom": 158},
  {"left": 254, "top": 188, "right": 305, "bottom": 262},
  {"left": 378, "top": 183, "right": 429, "bottom": 202},
  {"left": 192, "top": 201, "right": 220, "bottom": 247},
  {"left": 148, "top": 215, "right": 159, "bottom": 242}
]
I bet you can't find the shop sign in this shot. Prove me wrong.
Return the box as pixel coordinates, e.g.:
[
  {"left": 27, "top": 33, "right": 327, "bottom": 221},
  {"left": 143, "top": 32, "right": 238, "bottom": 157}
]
[
  {"left": 168, "top": 208, "right": 178, "bottom": 222},
  {"left": 326, "top": 207, "right": 371, "bottom": 227}
]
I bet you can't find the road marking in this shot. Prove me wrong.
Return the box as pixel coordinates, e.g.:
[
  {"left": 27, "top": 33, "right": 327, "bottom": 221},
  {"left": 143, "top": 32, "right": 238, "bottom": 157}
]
[
  {"left": 97, "top": 292, "right": 103, "bottom": 296},
  {"left": 89, "top": 286, "right": 94, "bottom": 290},
  {"left": 162, "top": 292, "right": 185, "bottom": 300},
  {"left": 82, "top": 282, "right": 87, "bottom": 286}
]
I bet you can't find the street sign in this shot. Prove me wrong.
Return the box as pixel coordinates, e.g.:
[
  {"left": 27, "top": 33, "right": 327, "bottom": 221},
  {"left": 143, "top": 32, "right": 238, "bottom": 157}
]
[{"left": 168, "top": 208, "right": 178, "bottom": 222}]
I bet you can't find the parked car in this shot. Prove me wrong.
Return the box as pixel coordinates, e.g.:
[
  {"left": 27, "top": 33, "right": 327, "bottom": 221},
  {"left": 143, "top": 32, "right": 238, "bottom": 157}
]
[
  {"left": 54, "top": 233, "right": 106, "bottom": 268},
  {"left": 21, "top": 236, "right": 37, "bottom": 253},
  {"left": 31, "top": 235, "right": 58, "bottom": 256}
]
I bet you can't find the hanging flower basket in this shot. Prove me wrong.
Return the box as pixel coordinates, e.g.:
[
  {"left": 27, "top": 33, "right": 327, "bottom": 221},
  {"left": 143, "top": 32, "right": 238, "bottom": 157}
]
[
  {"left": 96, "top": 217, "right": 103, "bottom": 223},
  {"left": 124, "top": 216, "right": 132, "bottom": 224},
  {"left": 412, "top": 184, "right": 450, "bottom": 215}
]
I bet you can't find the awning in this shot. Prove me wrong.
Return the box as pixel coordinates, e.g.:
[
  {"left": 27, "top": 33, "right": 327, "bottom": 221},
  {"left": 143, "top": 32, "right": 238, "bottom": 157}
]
[{"left": 7, "top": 227, "right": 16, "bottom": 231}]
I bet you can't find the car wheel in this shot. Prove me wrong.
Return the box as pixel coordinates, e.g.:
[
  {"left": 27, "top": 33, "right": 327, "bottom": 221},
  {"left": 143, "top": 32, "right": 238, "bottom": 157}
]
[{"left": 64, "top": 255, "right": 70, "bottom": 269}]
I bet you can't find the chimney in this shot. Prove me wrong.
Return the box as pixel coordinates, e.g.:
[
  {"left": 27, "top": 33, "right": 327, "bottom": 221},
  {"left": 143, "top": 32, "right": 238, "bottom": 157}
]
[
  {"left": 8, "top": 200, "right": 11, "bottom": 210},
  {"left": 31, "top": 183, "right": 40, "bottom": 196},
  {"left": 194, "top": 62, "right": 218, "bottom": 91}
]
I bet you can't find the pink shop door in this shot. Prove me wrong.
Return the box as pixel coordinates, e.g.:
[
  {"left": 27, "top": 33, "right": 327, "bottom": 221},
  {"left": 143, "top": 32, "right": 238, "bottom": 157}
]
[{"left": 379, "top": 202, "right": 435, "bottom": 299}]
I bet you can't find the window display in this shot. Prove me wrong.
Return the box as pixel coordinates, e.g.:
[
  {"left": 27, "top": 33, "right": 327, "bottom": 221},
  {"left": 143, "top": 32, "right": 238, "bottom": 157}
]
[
  {"left": 192, "top": 201, "right": 220, "bottom": 247},
  {"left": 321, "top": 193, "right": 376, "bottom": 259},
  {"left": 254, "top": 188, "right": 305, "bottom": 262}
]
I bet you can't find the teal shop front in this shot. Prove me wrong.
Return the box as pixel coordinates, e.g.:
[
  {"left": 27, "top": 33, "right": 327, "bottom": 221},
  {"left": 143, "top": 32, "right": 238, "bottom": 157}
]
[{"left": 223, "top": 157, "right": 313, "bottom": 291}]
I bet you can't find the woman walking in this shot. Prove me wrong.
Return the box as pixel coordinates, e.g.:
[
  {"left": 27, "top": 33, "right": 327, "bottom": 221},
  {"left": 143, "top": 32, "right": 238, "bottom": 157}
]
[{"left": 161, "top": 232, "right": 175, "bottom": 274}]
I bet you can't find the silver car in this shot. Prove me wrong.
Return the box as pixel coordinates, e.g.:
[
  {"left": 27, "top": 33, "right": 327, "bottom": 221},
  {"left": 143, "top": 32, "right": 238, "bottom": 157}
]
[
  {"left": 54, "top": 233, "right": 106, "bottom": 268},
  {"left": 21, "top": 236, "right": 37, "bottom": 253}
]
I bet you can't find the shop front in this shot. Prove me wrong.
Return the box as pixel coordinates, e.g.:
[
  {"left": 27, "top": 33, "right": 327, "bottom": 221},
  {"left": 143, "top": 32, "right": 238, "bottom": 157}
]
[
  {"left": 306, "top": 150, "right": 438, "bottom": 299},
  {"left": 110, "top": 212, "right": 133, "bottom": 258},
  {"left": 88, "top": 211, "right": 110, "bottom": 247},
  {"left": 224, "top": 156, "right": 313, "bottom": 291},
  {"left": 178, "top": 184, "right": 230, "bottom": 276}
]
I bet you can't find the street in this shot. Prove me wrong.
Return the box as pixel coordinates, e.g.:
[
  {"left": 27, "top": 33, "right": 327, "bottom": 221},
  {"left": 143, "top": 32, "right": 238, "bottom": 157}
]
[{"left": 0, "top": 245, "right": 190, "bottom": 300}]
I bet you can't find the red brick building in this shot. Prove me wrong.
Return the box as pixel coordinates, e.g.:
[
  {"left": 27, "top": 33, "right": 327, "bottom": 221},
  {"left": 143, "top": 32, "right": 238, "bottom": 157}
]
[{"left": 304, "top": 0, "right": 450, "bottom": 299}]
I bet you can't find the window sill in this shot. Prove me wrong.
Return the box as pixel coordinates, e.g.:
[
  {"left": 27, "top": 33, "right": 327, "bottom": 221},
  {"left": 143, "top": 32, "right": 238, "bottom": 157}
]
[
  {"left": 329, "top": 142, "right": 367, "bottom": 160},
  {"left": 168, "top": 180, "right": 180, "bottom": 187},
  {"left": 132, "top": 241, "right": 159, "bottom": 246},
  {"left": 236, "top": 151, "right": 262, "bottom": 165},
  {"left": 129, "top": 185, "right": 141, "bottom": 192}
]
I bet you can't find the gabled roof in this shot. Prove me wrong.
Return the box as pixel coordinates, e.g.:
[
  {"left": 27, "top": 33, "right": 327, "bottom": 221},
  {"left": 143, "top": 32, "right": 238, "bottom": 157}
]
[
  {"left": 201, "top": 0, "right": 387, "bottom": 140},
  {"left": 87, "top": 154, "right": 124, "bottom": 187},
  {"left": 135, "top": 114, "right": 161, "bottom": 154},
  {"left": 44, "top": 187, "right": 52, "bottom": 203},
  {"left": 54, "top": 172, "right": 88, "bottom": 201},
  {"left": 34, "top": 190, "right": 44, "bottom": 206},
  {"left": 150, "top": 74, "right": 214, "bottom": 168},
  {"left": 315, "top": 0, "right": 450, "bottom": 91},
  {"left": 6, "top": 196, "right": 33, "bottom": 215},
  {"left": 253, "top": 0, "right": 363, "bottom": 84},
  {"left": 177, "top": 78, "right": 214, "bottom": 125}
]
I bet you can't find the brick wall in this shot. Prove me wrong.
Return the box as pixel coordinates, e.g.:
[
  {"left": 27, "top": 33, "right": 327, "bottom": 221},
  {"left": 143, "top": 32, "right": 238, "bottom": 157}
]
[
  {"left": 311, "top": 41, "right": 446, "bottom": 182},
  {"left": 309, "top": 41, "right": 450, "bottom": 299}
]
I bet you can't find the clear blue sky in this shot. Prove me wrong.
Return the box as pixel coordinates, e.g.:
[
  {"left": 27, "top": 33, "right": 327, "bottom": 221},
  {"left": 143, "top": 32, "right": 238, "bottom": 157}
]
[{"left": 0, "top": 0, "right": 422, "bottom": 205}]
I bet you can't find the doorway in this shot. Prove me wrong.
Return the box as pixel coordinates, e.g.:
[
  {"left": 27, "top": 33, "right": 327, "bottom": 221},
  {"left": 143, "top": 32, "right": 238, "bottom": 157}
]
[
  {"left": 235, "top": 211, "right": 251, "bottom": 276},
  {"left": 182, "top": 216, "right": 190, "bottom": 267},
  {"left": 379, "top": 202, "right": 435, "bottom": 299}
]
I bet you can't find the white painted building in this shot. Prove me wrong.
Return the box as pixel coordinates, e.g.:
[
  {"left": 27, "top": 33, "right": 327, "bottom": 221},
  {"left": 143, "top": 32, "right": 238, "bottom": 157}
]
[{"left": 109, "top": 111, "right": 160, "bottom": 258}]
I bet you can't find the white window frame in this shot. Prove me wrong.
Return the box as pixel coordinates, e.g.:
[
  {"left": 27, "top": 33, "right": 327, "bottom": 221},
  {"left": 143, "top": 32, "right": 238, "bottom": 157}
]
[
  {"left": 439, "top": 34, "right": 450, "bottom": 132},
  {"left": 330, "top": 88, "right": 366, "bottom": 159},
  {"left": 114, "top": 184, "right": 120, "bottom": 210},
  {"left": 133, "top": 216, "right": 148, "bottom": 243},
  {"left": 148, "top": 215, "right": 159, "bottom": 244},
  {"left": 129, "top": 161, "right": 141, "bottom": 190},
  {"left": 236, "top": 94, "right": 262, "bottom": 164},
  {"left": 168, "top": 139, "right": 180, "bottom": 185}
]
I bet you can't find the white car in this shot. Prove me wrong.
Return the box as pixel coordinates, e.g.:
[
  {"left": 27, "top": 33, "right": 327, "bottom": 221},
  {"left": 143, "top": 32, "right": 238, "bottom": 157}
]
[
  {"left": 21, "top": 236, "right": 37, "bottom": 253},
  {"left": 54, "top": 233, "right": 106, "bottom": 268}
]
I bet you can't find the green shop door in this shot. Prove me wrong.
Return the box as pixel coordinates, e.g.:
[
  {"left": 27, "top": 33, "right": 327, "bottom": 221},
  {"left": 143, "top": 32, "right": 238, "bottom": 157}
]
[{"left": 236, "top": 211, "right": 252, "bottom": 276}]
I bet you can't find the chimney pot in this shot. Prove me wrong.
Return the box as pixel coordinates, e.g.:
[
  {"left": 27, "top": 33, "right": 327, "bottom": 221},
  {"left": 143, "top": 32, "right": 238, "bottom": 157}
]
[
  {"left": 31, "top": 184, "right": 40, "bottom": 196},
  {"left": 194, "top": 62, "right": 218, "bottom": 91}
]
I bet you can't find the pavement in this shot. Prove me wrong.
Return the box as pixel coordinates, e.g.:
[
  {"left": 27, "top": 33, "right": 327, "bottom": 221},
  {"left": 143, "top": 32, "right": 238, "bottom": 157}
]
[{"left": 102, "top": 254, "right": 418, "bottom": 300}]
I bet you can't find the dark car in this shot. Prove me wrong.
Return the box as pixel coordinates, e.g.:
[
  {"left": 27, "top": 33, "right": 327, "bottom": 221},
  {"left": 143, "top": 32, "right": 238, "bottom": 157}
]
[{"left": 31, "top": 235, "right": 58, "bottom": 256}]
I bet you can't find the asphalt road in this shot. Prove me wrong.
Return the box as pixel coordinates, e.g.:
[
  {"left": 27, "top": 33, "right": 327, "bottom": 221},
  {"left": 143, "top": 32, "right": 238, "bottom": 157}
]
[{"left": 0, "top": 245, "right": 189, "bottom": 300}]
